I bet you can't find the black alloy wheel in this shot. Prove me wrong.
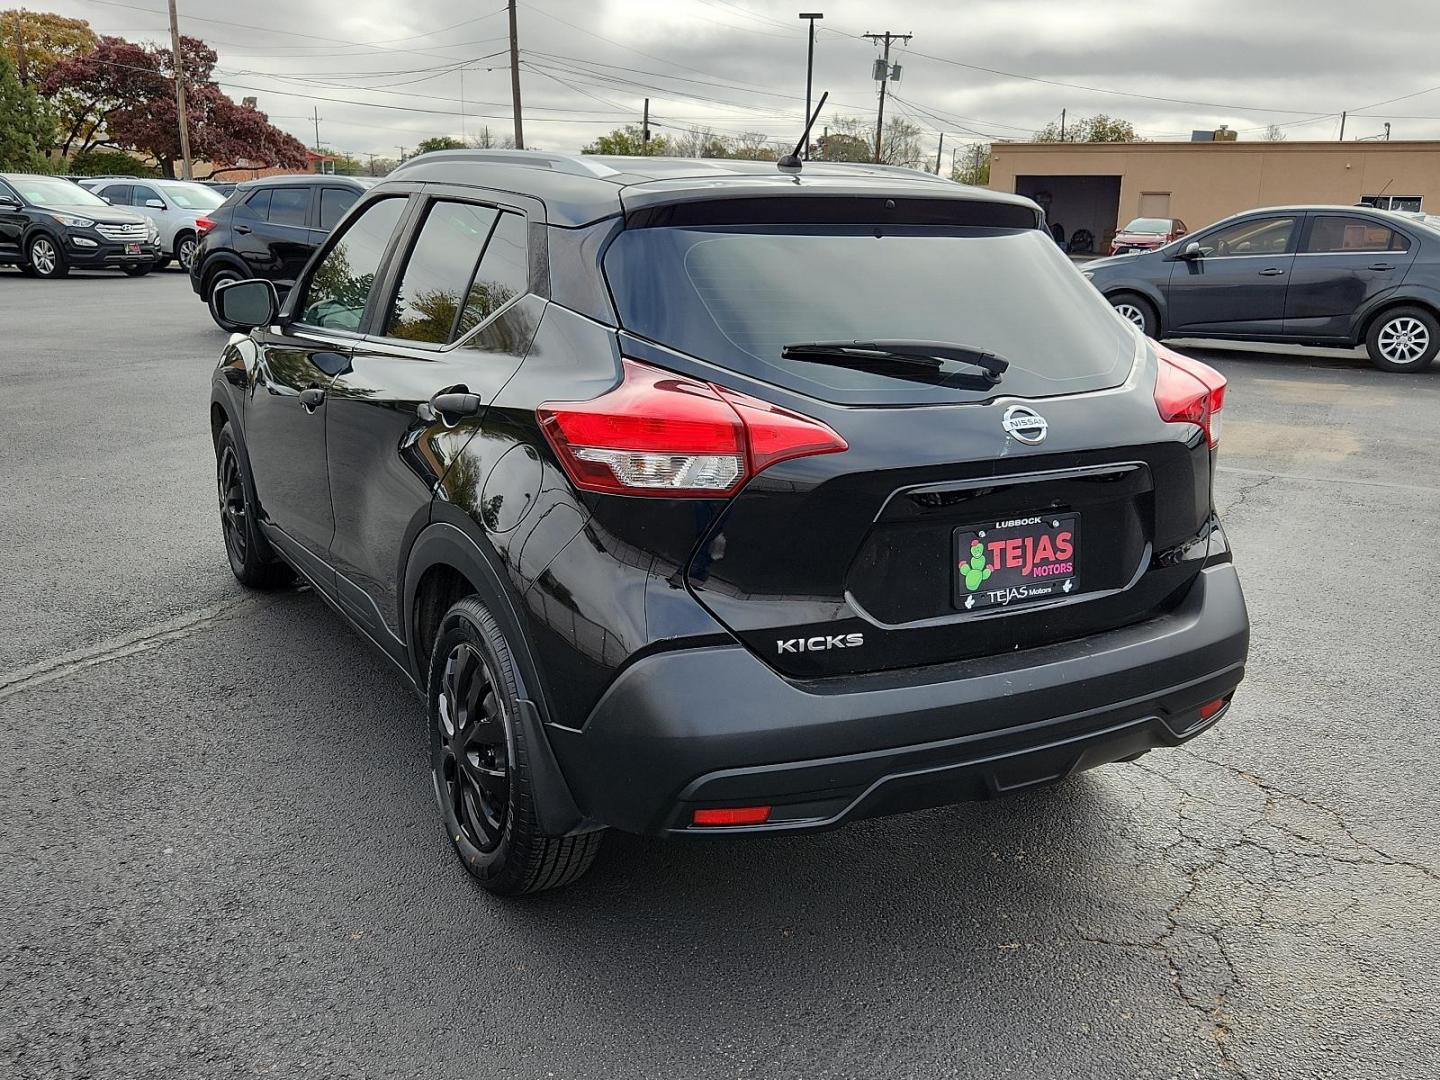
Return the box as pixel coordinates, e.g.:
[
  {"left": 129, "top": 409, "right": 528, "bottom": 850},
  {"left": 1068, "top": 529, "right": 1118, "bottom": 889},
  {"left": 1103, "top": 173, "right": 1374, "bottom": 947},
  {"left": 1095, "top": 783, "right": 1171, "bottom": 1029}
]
[
  {"left": 436, "top": 641, "right": 511, "bottom": 853},
  {"left": 428, "top": 597, "right": 603, "bottom": 895},
  {"left": 214, "top": 422, "right": 291, "bottom": 588}
]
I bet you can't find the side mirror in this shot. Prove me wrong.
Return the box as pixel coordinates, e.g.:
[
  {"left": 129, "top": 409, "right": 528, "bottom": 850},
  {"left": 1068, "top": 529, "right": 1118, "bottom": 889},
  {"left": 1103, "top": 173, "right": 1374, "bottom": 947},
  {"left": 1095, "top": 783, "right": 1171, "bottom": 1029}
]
[
  {"left": 1178, "top": 241, "right": 1204, "bottom": 260},
  {"left": 214, "top": 278, "right": 278, "bottom": 329},
  {"left": 145, "top": 199, "right": 165, "bottom": 209},
  {"left": 0, "top": 194, "right": 19, "bottom": 209}
]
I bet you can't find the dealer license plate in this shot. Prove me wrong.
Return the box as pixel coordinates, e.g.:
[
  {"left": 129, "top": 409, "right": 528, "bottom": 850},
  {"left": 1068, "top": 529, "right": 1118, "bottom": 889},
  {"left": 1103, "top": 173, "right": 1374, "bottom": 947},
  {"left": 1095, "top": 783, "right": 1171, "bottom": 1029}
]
[{"left": 954, "top": 513, "right": 1080, "bottom": 611}]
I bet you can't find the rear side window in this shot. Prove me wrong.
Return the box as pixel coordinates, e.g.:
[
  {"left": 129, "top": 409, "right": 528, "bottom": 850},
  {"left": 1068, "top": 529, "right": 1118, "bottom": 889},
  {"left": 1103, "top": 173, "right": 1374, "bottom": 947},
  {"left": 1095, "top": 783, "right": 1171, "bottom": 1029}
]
[
  {"left": 456, "top": 211, "right": 528, "bottom": 338},
  {"left": 1305, "top": 216, "right": 1410, "bottom": 253},
  {"left": 236, "top": 189, "right": 270, "bottom": 221},
  {"left": 604, "top": 223, "right": 1136, "bottom": 405},
  {"left": 383, "top": 202, "right": 528, "bottom": 345},
  {"left": 319, "top": 187, "right": 358, "bottom": 230},
  {"left": 268, "top": 186, "right": 311, "bottom": 227},
  {"left": 299, "top": 197, "right": 406, "bottom": 332}
]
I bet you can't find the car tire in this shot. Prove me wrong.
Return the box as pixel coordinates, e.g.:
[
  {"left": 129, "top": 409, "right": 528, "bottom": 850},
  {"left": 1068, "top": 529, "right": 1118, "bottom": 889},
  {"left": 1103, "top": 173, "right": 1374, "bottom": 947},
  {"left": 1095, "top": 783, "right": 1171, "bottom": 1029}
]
[
  {"left": 16, "top": 261, "right": 37, "bottom": 277},
  {"left": 175, "top": 231, "right": 197, "bottom": 272},
  {"left": 26, "top": 234, "right": 68, "bottom": 279},
  {"left": 155, "top": 256, "right": 172, "bottom": 270},
  {"left": 122, "top": 263, "right": 154, "bottom": 277},
  {"left": 215, "top": 422, "right": 293, "bottom": 589},
  {"left": 1365, "top": 306, "right": 1440, "bottom": 373},
  {"left": 1110, "top": 292, "right": 1158, "bottom": 337},
  {"left": 207, "top": 268, "right": 247, "bottom": 331},
  {"left": 428, "top": 596, "right": 603, "bottom": 897}
]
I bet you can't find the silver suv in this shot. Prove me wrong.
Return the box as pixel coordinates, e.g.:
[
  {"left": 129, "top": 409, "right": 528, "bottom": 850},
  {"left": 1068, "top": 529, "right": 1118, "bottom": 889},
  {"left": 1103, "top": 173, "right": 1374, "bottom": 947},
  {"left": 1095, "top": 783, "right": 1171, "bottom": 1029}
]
[{"left": 79, "top": 177, "right": 226, "bottom": 271}]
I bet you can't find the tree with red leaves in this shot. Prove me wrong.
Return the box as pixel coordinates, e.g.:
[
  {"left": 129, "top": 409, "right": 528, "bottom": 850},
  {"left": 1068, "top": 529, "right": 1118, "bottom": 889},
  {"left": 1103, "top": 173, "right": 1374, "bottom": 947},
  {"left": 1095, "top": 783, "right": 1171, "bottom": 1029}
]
[{"left": 43, "top": 34, "right": 308, "bottom": 177}]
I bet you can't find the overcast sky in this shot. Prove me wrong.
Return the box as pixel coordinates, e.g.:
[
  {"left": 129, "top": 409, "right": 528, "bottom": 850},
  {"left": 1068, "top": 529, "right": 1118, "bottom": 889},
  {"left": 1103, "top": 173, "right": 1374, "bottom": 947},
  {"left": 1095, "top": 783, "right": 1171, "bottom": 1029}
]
[{"left": 46, "top": 0, "right": 1440, "bottom": 161}]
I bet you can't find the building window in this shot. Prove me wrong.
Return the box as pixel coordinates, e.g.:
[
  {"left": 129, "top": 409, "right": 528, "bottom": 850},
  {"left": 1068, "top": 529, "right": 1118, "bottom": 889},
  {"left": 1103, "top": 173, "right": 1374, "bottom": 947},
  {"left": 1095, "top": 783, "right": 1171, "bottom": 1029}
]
[{"left": 1359, "top": 194, "right": 1422, "bottom": 213}]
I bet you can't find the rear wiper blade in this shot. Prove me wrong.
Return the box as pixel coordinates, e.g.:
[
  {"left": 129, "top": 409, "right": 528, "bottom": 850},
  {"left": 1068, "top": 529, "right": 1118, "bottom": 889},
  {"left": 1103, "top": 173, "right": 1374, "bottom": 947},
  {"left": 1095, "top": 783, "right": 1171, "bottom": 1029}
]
[{"left": 781, "top": 340, "right": 1009, "bottom": 388}]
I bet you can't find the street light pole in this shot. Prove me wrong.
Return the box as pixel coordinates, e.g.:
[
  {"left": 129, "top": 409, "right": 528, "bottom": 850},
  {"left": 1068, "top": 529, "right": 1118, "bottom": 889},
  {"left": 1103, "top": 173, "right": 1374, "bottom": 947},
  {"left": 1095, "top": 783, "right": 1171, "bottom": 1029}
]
[{"left": 798, "top": 13, "right": 823, "bottom": 159}]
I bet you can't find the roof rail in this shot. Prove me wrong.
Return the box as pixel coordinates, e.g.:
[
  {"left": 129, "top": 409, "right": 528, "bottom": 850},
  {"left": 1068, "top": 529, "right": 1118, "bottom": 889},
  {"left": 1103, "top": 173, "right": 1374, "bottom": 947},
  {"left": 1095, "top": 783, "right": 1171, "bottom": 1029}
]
[{"left": 391, "top": 148, "right": 622, "bottom": 180}]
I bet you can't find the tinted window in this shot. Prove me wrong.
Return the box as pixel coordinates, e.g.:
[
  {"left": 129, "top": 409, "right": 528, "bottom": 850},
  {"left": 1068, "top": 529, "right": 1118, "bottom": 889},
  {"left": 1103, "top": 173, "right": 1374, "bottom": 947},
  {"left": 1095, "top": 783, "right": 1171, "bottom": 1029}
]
[
  {"left": 1306, "top": 216, "right": 1410, "bottom": 253},
  {"left": 319, "top": 187, "right": 359, "bottom": 231},
  {"left": 1196, "top": 216, "right": 1296, "bottom": 257},
  {"left": 237, "top": 188, "right": 270, "bottom": 221},
  {"left": 300, "top": 197, "right": 406, "bottom": 332},
  {"left": 132, "top": 185, "right": 161, "bottom": 207},
  {"left": 385, "top": 202, "right": 498, "bottom": 343},
  {"left": 456, "top": 212, "right": 528, "bottom": 337},
  {"left": 268, "top": 186, "right": 310, "bottom": 227},
  {"left": 605, "top": 225, "right": 1136, "bottom": 405},
  {"left": 99, "top": 184, "right": 132, "bottom": 206}
]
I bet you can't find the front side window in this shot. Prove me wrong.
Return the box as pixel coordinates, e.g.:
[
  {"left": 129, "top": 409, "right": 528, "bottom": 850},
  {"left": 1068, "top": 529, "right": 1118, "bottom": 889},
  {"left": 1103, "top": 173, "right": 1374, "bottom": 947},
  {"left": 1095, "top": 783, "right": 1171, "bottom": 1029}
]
[
  {"left": 384, "top": 201, "right": 499, "bottom": 344},
  {"left": 1305, "top": 216, "right": 1410, "bottom": 254},
  {"left": 319, "top": 187, "right": 359, "bottom": 230},
  {"left": 1196, "top": 216, "right": 1296, "bottom": 257},
  {"left": 132, "top": 185, "right": 162, "bottom": 208},
  {"left": 299, "top": 197, "right": 406, "bottom": 332},
  {"left": 268, "top": 186, "right": 311, "bottom": 227}
]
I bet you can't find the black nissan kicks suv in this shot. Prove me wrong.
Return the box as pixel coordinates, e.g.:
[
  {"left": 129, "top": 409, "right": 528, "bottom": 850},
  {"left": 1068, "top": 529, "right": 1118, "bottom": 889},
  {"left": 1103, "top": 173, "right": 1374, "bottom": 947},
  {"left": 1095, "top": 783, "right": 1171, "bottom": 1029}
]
[{"left": 209, "top": 151, "right": 1249, "bottom": 895}]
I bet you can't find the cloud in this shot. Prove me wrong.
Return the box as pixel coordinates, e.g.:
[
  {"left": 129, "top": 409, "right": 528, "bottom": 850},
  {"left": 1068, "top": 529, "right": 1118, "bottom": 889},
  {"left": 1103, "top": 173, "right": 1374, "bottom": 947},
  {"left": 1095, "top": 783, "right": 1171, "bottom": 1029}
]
[{"left": 51, "top": 0, "right": 1440, "bottom": 157}]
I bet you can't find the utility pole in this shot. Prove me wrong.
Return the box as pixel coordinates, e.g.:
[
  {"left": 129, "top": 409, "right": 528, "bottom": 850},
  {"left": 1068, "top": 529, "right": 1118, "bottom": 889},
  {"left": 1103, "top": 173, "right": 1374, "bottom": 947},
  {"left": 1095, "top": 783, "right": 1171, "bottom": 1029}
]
[
  {"left": 799, "top": 13, "right": 823, "bottom": 159},
  {"left": 1338, "top": 111, "right": 1347, "bottom": 141},
  {"left": 12, "top": 11, "right": 28, "bottom": 86},
  {"left": 863, "top": 30, "right": 911, "bottom": 164},
  {"left": 507, "top": 0, "right": 524, "bottom": 149},
  {"left": 167, "top": 0, "right": 194, "bottom": 179},
  {"left": 973, "top": 144, "right": 983, "bottom": 185},
  {"left": 366, "top": 152, "right": 377, "bottom": 176},
  {"left": 311, "top": 106, "right": 321, "bottom": 151},
  {"left": 934, "top": 131, "right": 944, "bottom": 174},
  {"left": 642, "top": 97, "right": 650, "bottom": 145},
  {"left": 1060, "top": 108, "right": 1067, "bottom": 141}
]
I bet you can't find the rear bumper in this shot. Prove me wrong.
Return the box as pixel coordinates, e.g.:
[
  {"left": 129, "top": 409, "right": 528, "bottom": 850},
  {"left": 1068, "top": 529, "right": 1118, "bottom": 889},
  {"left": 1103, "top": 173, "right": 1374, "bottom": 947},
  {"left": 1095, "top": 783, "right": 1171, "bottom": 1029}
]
[{"left": 549, "top": 563, "right": 1249, "bottom": 836}]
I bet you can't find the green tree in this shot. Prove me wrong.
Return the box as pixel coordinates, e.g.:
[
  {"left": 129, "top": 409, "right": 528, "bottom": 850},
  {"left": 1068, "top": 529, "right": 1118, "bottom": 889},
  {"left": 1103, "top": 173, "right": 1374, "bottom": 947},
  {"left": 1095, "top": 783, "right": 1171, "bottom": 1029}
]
[
  {"left": 415, "top": 135, "right": 465, "bottom": 154},
  {"left": 952, "top": 142, "right": 991, "bottom": 186},
  {"left": 0, "top": 55, "right": 53, "bottom": 169},
  {"left": 1034, "top": 113, "right": 1143, "bottom": 143},
  {"left": 69, "top": 147, "right": 156, "bottom": 175},
  {"left": 580, "top": 124, "right": 671, "bottom": 156},
  {"left": 3, "top": 10, "right": 96, "bottom": 85},
  {"left": 315, "top": 145, "right": 364, "bottom": 175},
  {"left": 817, "top": 115, "right": 924, "bottom": 165}
]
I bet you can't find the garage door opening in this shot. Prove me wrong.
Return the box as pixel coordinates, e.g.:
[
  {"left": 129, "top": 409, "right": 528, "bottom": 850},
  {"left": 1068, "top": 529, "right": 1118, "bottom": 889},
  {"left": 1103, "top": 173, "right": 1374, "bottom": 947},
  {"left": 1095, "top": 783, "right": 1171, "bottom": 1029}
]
[{"left": 1014, "top": 175, "right": 1121, "bottom": 255}]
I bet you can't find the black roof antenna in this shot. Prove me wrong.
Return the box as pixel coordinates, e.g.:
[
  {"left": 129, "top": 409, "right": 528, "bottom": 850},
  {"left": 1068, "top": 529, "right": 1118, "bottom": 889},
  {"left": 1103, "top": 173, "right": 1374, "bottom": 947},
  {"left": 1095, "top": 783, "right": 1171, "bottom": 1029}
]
[{"left": 777, "top": 91, "right": 828, "bottom": 175}]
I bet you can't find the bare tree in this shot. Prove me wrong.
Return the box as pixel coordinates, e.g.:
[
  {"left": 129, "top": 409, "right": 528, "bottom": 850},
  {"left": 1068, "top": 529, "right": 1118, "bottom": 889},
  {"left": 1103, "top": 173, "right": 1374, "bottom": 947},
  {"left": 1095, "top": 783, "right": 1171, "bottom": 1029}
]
[{"left": 1261, "top": 124, "right": 1287, "bottom": 142}]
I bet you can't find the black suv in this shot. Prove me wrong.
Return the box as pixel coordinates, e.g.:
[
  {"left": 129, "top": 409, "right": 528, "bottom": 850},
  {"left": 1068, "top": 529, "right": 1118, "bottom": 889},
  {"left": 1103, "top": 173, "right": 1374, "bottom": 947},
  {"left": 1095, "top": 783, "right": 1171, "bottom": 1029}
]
[
  {"left": 1084, "top": 205, "right": 1440, "bottom": 372},
  {"left": 189, "top": 174, "right": 374, "bottom": 328},
  {"left": 209, "top": 151, "right": 1249, "bottom": 895},
  {"left": 0, "top": 172, "right": 160, "bottom": 277}
]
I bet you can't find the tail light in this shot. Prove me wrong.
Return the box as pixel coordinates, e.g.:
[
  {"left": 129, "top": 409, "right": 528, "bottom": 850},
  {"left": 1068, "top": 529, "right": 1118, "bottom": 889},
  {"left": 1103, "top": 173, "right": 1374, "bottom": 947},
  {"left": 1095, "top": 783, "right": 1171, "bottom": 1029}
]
[
  {"left": 538, "top": 358, "right": 847, "bottom": 498},
  {"left": 194, "top": 216, "right": 216, "bottom": 235},
  {"left": 1154, "top": 344, "right": 1226, "bottom": 449}
]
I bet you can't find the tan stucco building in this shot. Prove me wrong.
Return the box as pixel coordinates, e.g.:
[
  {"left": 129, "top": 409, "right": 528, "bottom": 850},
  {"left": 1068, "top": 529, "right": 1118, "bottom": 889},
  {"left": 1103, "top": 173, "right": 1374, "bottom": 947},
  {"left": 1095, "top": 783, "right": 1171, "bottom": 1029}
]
[{"left": 987, "top": 140, "right": 1440, "bottom": 253}]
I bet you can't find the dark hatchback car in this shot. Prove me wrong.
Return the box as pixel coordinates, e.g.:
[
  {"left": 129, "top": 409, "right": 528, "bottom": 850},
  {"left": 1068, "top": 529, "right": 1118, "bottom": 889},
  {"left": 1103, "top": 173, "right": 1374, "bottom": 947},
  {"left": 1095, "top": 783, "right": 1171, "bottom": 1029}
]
[
  {"left": 209, "top": 151, "right": 1248, "bottom": 895},
  {"left": 190, "top": 174, "right": 374, "bottom": 328},
  {"left": 0, "top": 172, "right": 160, "bottom": 278},
  {"left": 1085, "top": 205, "right": 1440, "bottom": 371}
]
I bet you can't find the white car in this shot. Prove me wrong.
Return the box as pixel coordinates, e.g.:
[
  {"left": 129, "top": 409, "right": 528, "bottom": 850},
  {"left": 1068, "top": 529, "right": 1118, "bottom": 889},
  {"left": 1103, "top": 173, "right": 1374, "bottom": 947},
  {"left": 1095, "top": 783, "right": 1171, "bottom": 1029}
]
[{"left": 78, "top": 177, "right": 226, "bottom": 271}]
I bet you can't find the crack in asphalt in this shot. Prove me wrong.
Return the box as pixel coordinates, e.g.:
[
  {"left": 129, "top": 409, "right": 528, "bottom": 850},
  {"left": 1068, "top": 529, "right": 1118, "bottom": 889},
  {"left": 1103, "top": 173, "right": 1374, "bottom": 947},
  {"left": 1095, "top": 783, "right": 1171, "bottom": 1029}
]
[
  {"left": 1081, "top": 751, "right": 1440, "bottom": 1079},
  {"left": 0, "top": 591, "right": 294, "bottom": 701},
  {"left": 1219, "top": 472, "right": 1277, "bottom": 519}
]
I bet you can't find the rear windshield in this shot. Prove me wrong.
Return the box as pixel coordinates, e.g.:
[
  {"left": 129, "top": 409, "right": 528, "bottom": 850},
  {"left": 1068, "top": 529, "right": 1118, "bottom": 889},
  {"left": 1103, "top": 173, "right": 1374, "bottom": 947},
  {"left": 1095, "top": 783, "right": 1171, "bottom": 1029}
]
[{"left": 604, "top": 224, "right": 1136, "bottom": 404}]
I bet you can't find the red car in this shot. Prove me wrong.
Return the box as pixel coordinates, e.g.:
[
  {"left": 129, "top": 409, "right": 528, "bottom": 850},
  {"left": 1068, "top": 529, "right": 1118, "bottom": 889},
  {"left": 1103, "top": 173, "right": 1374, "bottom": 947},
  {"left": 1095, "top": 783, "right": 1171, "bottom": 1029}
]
[{"left": 1110, "top": 217, "right": 1187, "bottom": 255}]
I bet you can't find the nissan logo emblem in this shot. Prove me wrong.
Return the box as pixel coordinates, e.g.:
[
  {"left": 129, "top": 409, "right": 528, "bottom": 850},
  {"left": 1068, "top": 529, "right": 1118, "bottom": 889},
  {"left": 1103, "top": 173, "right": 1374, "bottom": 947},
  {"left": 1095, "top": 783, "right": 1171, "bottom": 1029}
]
[{"left": 1001, "top": 405, "right": 1048, "bottom": 445}]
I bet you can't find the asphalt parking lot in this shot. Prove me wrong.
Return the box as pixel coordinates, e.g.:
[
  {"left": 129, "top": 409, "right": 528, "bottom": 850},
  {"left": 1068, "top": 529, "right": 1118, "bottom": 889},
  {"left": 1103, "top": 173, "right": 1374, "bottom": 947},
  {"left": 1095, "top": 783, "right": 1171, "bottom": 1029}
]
[{"left": 2, "top": 268, "right": 1438, "bottom": 1080}]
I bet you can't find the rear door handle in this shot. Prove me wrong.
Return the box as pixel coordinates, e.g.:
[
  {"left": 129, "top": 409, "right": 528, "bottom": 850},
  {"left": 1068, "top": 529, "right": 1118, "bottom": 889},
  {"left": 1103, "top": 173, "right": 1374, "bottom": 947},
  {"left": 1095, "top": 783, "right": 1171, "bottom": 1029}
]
[
  {"left": 1259, "top": 267, "right": 1286, "bottom": 276},
  {"left": 298, "top": 387, "right": 326, "bottom": 412},
  {"left": 234, "top": 224, "right": 251, "bottom": 235},
  {"left": 1369, "top": 263, "right": 1396, "bottom": 271}
]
